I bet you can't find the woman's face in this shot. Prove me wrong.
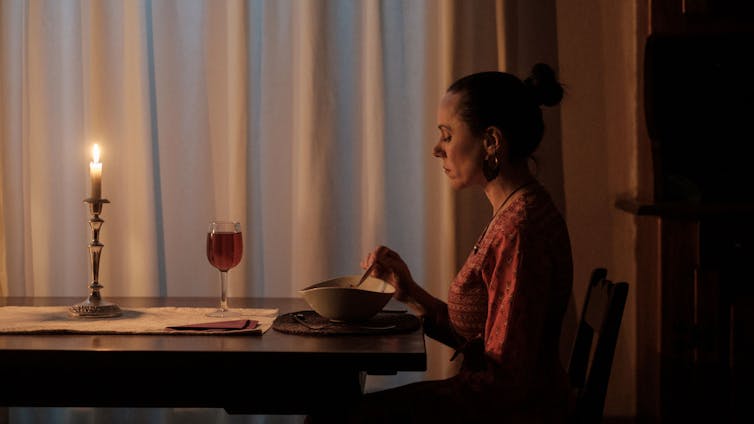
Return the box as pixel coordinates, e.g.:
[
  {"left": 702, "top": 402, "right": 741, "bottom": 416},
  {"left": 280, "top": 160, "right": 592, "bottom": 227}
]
[{"left": 433, "top": 91, "right": 486, "bottom": 190}]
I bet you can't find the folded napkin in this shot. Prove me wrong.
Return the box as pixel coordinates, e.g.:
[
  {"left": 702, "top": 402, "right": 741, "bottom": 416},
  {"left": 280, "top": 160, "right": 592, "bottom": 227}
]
[{"left": 167, "top": 319, "right": 258, "bottom": 331}]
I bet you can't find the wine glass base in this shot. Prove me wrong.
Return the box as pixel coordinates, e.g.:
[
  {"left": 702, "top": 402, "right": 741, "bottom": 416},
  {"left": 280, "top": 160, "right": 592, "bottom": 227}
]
[{"left": 206, "top": 309, "right": 241, "bottom": 318}]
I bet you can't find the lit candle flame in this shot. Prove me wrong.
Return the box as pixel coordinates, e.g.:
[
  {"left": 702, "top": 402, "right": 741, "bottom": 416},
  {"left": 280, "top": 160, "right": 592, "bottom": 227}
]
[{"left": 92, "top": 144, "right": 101, "bottom": 163}]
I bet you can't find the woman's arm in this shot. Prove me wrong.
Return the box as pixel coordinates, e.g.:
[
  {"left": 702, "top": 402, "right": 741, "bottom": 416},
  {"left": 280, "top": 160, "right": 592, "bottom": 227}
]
[
  {"left": 403, "top": 280, "right": 462, "bottom": 349},
  {"left": 365, "top": 246, "right": 462, "bottom": 349}
]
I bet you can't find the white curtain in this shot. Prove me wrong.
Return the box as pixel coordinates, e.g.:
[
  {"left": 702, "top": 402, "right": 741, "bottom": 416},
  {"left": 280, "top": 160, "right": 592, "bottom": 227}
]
[
  {"left": 0, "top": 0, "right": 461, "bottom": 301},
  {"left": 1, "top": 0, "right": 513, "bottom": 422}
]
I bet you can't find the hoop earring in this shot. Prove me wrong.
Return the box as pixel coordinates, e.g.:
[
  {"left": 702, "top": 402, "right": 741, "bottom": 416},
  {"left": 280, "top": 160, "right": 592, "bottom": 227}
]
[{"left": 482, "top": 154, "right": 501, "bottom": 181}]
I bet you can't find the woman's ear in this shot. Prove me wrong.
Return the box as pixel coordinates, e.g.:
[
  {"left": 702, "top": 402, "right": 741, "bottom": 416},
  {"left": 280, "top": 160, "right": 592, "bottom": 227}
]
[{"left": 484, "top": 127, "right": 504, "bottom": 153}]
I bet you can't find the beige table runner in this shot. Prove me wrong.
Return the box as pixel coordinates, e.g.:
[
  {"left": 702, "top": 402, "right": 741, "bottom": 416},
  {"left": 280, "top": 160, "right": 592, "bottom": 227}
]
[{"left": 0, "top": 306, "right": 278, "bottom": 335}]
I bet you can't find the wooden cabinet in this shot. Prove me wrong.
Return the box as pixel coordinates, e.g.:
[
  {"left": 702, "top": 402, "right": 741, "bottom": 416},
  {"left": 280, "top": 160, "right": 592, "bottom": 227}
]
[
  {"left": 651, "top": 0, "right": 754, "bottom": 34},
  {"left": 618, "top": 200, "right": 754, "bottom": 423},
  {"left": 631, "top": 1, "right": 754, "bottom": 421}
]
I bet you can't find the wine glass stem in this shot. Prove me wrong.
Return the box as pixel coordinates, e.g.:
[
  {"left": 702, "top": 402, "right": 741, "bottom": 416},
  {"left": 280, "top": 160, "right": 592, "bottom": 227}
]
[{"left": 219, "top": 271, "right": 229, "bottom": 311}]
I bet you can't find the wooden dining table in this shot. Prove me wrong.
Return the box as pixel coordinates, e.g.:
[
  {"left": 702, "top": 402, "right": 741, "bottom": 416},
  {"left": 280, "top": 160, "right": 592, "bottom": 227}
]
[{"left": 0, "top": 297, "right": 427, "bottom": 415}]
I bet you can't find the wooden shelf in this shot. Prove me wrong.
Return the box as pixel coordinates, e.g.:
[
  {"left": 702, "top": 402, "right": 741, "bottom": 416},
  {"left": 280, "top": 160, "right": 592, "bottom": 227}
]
[{"left": 615, "top": 197, "right": 754, "bottom": 218}]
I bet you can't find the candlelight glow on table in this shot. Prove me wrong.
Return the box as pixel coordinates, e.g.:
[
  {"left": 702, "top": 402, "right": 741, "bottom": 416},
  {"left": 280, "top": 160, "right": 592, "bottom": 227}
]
[{"left": 69, "top": 143, "right": 121, "bottom": 318}]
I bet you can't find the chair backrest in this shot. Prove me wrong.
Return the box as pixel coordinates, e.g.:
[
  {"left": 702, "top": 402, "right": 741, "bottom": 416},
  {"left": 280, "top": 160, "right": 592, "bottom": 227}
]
[{"left": 567, "top": 268, "right": 629, "bottom": 424}]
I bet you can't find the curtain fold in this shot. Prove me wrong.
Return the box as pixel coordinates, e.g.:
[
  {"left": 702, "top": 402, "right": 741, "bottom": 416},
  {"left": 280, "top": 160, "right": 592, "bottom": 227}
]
[{"left": 0, "top": 0, "right": 513, "bottom": 420}]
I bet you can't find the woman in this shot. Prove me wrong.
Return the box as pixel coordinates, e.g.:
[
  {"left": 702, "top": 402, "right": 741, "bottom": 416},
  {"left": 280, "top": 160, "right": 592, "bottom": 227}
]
[{"left": 314, "top": 64, "right": 573, "bottom": 423}]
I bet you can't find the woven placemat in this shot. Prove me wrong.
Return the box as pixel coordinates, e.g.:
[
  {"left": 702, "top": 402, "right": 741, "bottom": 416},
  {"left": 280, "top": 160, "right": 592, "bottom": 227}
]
[{"left": 272, "top": 310, "right": 421, "bottom": 336}]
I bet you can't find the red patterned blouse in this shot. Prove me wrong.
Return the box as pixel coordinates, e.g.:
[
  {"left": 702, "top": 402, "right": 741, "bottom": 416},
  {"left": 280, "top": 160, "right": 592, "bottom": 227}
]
[{"left": 425, "top": 182, "right": 573, "bottom": 410}]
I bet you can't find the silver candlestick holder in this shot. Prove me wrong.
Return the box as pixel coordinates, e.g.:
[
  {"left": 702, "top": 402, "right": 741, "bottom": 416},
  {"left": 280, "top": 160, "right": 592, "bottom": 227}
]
[{"left": 69, "top": 197, "right": 122, "bottom": 318}]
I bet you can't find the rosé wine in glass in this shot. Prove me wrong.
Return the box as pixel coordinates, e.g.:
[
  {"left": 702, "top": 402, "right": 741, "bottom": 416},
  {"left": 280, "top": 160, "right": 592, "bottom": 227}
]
[{"left": 206, "top": 221, "right": 242, "bottom": 317}]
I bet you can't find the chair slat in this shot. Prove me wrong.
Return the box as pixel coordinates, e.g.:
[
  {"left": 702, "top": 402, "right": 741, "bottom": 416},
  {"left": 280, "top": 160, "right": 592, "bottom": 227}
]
[{"left": 567, "top": 268, "right": 629, "bottom": 424}]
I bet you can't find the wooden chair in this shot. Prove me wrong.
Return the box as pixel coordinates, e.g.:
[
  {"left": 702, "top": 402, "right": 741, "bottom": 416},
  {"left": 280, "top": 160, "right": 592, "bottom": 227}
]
[{"left": 567, "top": 268, "right": 629, "bottom": 424}]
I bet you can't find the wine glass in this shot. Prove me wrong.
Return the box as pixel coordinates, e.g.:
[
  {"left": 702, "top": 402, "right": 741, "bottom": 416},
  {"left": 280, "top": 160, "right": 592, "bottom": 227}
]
[{"left": 206, "top": 220, "right": 243, "bottom": 317}]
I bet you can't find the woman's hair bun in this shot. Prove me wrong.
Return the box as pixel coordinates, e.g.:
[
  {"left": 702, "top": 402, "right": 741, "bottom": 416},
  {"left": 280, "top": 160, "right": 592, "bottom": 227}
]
[{"left": 524, "top": 63, "right": 563, "bottom": 107}]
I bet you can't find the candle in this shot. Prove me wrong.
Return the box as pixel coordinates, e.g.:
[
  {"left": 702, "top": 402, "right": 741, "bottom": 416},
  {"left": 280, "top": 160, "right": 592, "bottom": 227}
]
[{"left": 90, "top": 144, "right": 102, "bottom": 199}]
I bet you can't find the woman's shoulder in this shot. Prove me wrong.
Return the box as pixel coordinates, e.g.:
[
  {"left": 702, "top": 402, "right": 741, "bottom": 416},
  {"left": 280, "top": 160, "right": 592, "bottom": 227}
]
[
  {"left": 499, "top": 182, "right": 553, "bottom": 221},
  {"left": 491, "top": 183, "right": 566, "bottom": 239},
  {"left": 522, "top": 183, "right": 565, "bottom": 221}
]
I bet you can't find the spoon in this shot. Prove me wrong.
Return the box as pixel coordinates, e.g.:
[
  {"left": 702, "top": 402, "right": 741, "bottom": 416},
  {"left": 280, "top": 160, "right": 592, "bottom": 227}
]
[{"left": 352, "top": 261, "right": 376, "bottom": 288}]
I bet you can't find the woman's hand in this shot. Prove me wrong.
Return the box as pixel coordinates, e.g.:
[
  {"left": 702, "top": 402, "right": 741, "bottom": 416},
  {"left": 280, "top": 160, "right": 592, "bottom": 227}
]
[{"left": 361, "top": 245, "right": 416, "bottom": 303}]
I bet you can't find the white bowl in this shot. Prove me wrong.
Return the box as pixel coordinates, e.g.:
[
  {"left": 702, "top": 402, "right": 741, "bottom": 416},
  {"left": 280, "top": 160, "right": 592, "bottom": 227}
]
[{"left": 299, "top": 274, "right": 395, "bottom": 322}]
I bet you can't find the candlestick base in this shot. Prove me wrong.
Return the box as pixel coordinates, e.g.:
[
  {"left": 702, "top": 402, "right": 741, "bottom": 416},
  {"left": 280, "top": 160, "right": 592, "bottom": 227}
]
[{"left": 69, "top": 294, "right": 122, "bottom": 318}]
